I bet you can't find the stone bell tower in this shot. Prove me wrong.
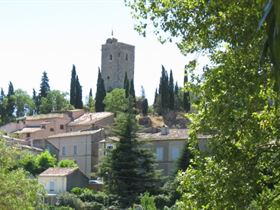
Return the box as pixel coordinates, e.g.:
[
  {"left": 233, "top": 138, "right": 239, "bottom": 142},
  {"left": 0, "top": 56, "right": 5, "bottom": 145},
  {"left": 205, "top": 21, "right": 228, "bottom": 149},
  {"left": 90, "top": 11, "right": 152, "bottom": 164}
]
[{"left": 101, "top": 37, "right": 135, "bottom": 91}]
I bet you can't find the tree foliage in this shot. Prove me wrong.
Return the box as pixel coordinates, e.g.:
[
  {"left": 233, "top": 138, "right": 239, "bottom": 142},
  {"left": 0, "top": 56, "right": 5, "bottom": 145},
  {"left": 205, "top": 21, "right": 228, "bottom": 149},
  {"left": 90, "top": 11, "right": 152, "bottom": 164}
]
[
  {"left": 57, "top": 159, "right": 78, "bottom": 168},
  {"left": 0, "top": 138, "right": 44, "bottom": 209},
  {"left": 99, "top": 98, "right": 160, "bottom": 208},
  {"left": 95, "top": 68, "right": 106, "bottom": 112},
  {"left": 14, "top": 89, "right": 35, "bottom": 117},
  {"left": 39, "top": 71, "right": 50, "bottom": 99},
  {"left": 39, "top": 90, "right": 73, "bottom": 114},
  {"left": 70, "top": 65, "right": 83, "bottom": 109},
  {"left": 127, "top": 0, "right": 280, "bottom": 208},
  {"left": 103, "top": 88, "right": 128, "bottom": 115}
]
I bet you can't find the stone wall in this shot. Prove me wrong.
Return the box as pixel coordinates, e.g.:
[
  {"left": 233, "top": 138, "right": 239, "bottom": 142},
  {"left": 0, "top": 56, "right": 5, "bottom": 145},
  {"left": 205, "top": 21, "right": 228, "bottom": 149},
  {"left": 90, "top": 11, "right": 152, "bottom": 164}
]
[{"left": 101, "top": 38, "right": 135, "bottom": 91}]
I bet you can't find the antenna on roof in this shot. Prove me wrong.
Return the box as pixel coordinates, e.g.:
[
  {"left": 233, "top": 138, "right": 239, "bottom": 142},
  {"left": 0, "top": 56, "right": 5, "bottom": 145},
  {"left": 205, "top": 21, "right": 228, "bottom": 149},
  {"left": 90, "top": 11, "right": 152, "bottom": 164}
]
[{"left": 111, "top": 29, "right": 114, "bottom": 38}]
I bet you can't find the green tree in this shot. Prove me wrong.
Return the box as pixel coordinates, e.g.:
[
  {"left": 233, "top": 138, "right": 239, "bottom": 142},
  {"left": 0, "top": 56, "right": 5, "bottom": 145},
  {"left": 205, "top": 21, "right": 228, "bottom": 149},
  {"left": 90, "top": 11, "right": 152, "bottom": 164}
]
[
  {"left": 140, "top": 192, "right": 157, "bottom": 210},
  {"left": 103, "top": 88, "right": 128, "bottom": 115},
  {"left": 14, "top": 89, "right": 35, "bottom": 117},
  {"left": 100, "top": 98, "right": 160, "bottom": 208},
  {"left": 32, "top": 88, "right": 40, "bottom": 114},
  {"left": 36, "top": 150, "right": 57, "bottom": 174},
  {"left": 129, "top": 79, "right": 136, "bottom": 101},
  {"left": 124, "top": 72, "right": 130, "bottom": 98},
  {"left": 183, "top": 65, "right": 191, "bottom": 112},
  {"left": 0, "top": 138, "right": 44, "bottom": 209},
  {"left": 87, "top": 88, "right": 95, "bottom": 112},
  {"left": 95, "top": 68, "right": 106, "bottom": 112},
  {"left": 57, "top": 159, "right": 78, "bottom": 168},
  {"left": 39, "top": 90, "right": 73, "bottom": 114},
  {"left": 169, "top": 70, "right": 175, "bottom": 110},
  {"left": 70, "top": 64, "right": 77, "bottom": 107},
  {"left": 127, "top": 0, "right": 280, "bottom": 208},
  {"left": 141, "top": 98, "right": 148, "bottom": 116},
  {"left": 75, "top": 76, "right": 83, "bottom": 109},
  {"left": 39, "top": 71, "right": 50, "bottom": 99},
  {"left": 6, "top": 81, "right": 16, "bottom": 122}
]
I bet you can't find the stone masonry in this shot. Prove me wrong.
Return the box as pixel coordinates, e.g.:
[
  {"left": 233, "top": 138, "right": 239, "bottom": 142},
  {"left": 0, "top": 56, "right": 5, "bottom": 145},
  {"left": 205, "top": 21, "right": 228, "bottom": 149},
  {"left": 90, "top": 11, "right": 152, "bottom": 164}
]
[{"left": 101, "top": 38, "right": 135, "bottom": 91}]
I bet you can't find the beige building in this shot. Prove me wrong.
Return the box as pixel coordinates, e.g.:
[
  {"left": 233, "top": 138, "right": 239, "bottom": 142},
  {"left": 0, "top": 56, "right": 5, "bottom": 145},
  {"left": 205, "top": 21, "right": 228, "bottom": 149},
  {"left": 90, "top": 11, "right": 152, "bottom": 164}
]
[
  {"left": 99, "top": 128, "right": 208, "bottom": 176},
  {"left": 67, "top": 112, "right": 114, "bottom": 132},
  {"left": 47, "top": 129, "right": 105, "bottom": 177},
  {"left": 38, "top": 167, "right": 88, "bottom": 195}
]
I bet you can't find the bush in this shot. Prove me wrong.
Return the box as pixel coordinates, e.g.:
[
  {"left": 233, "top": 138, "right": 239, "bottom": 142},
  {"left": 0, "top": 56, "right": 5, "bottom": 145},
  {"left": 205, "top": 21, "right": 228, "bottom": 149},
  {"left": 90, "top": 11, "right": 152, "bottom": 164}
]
[
  {"left": 154, "top": 194, "right": 172, "bottom": 209},
  {"left": 83, "top": 201, "right": 105, "bottom": 210},
  {"left": 140, "top": 192, "right": 157, "bottom": 210},
  {"left": 56, "top": 192, "right": 84, "bottom": 210}
]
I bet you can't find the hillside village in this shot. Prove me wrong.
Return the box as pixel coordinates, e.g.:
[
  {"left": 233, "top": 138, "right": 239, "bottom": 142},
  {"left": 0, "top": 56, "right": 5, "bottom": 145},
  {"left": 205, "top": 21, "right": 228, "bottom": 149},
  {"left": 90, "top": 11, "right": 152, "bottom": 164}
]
[
  {"left": 1, "top": 1, "right": 279, "bottom": 209},
  {"left": 0, "top": 37, "right": 198, "bottom": 209}
]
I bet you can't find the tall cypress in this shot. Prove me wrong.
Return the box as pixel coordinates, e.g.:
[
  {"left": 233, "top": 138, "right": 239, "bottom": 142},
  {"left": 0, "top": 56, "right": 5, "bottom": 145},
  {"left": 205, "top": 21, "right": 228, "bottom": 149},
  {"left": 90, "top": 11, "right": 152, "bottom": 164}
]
[
  {"left": 124, "top": 72, "right": 129, "bottom": 98},
  {"left": 70, "top": 65, "right": 77, "bottom": 107},
  {"left": 183, "top": 70, "right": 191, "bottom": 112},
  {"left": 159, "top": 65, "right": 169, "bottom": 112},
  {"left": 39, "top": 71, "right": 50, "bottom": 99},
  {"left": 88, "top": 88, "right": 94, "bottom": 112},
  {"left": 129, "top": 79, "right": 136, "bottom": 101},
  {"left": 32, "top": 89, "right": 40, "bottom": 115},
  {"left": 0, "top": 89, "right": 5, "bottom": 125},
  {"left": 169, "top": 70, "right": 175, "bottom": 110},
  {"left": 6, "top": 82, "right": 15, "bottom": 122},
  {"left": 75, "top": 76, "right": 83, "bottom": 109},
  {"left": 175, "top": 82, "right": 179, "bottom": 95},
  {"left": 95, "top": 68, "right": 106, "bottom": 112}
]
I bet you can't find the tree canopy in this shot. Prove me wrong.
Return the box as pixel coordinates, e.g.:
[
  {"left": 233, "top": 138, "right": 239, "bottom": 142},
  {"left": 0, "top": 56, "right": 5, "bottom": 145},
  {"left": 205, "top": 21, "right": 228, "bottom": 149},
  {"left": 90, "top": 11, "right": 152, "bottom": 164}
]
[{"left": 127, "top": 0, "right": 280, "bottom": 208}]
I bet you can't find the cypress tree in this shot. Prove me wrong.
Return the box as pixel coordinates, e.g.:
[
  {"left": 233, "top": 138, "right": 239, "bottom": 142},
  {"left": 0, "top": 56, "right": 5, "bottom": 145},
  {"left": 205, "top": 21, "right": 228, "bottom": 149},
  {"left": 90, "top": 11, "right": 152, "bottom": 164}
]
[
  {"left": 39, "top": 71, "right": 50, "bottom": 99},
  {"left": 95, "top": 68, "right": 106, "bottom": 112},
  {"left": 158, "top": 65, "right": 169, "bottom": 113},
  {"left": 175, "top": 82, "right": 179, "bottom": 95},
  {"left": 87, "top": 88, "right": 94, "bottom": 112},
  {"left": 183, "top": 70, "right": 191, "bottom": 112},
  {"left": 100, "top": 97, "right": 160, "bottom": 208},
  {"left": 6, "top": 82, "right": 15, "bottom": 122},
  {"left": 129, "top": 79, "right": 136, "bottom": 101},
  {"left": 124, "top": 72, "right": 129, "bottom": 98},
  {"left": 142, "top": 98, "right": 148, "bottom": 116},
  {"left": 169, "top": 70, "right": 175, "bottom": 110},
  {"left": 0, "top": 89, "right": 4, "bottom": 125},
  {"left": 70, "top": 65, "right": 77, "bottom": 107},
  {"left": 75, "top": 76, "right": 83, "bottom": 109},
  {"left": 32, "top": 89, "right": 40, "bottom": 115}
]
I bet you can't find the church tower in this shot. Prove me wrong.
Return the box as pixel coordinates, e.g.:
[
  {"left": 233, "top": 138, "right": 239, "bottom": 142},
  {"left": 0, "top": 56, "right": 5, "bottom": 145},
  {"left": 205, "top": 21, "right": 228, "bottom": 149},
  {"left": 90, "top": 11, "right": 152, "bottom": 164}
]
[{"left": 101, "top": 38, "right": 135, "bottom": 91}]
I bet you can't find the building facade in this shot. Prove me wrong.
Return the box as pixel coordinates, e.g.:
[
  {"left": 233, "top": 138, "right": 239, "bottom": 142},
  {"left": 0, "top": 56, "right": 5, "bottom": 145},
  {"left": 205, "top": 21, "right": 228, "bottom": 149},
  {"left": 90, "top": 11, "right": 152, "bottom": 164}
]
[
  {"left": 47, "top": 129, "right": 105, "bottom": 177},
  {"left": 38, "top": 167, "right": 89, "bottom": 195},
  {"left": 101, "top": 38, "right": 135, "bottom": 91}
]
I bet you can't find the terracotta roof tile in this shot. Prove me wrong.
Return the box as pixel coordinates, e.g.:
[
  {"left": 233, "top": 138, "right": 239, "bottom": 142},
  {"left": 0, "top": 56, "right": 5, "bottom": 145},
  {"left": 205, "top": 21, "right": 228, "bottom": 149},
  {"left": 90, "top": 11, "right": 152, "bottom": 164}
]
[{"left": 39, "top": 167, "right": 78, "bottom": 176}]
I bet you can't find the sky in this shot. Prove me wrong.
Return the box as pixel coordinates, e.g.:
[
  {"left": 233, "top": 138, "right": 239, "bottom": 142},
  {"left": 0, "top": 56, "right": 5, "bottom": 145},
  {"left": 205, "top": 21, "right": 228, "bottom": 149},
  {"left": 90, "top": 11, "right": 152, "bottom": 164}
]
[{"left": 0, "top": 0, "right": 195, "bottom": 104}]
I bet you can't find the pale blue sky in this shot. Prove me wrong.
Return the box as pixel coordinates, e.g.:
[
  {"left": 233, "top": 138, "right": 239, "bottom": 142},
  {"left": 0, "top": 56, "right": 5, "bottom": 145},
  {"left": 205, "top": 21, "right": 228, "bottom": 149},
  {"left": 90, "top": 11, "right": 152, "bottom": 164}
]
[{"left": 0, "top": 0, "right": 194, "bottom": 103}]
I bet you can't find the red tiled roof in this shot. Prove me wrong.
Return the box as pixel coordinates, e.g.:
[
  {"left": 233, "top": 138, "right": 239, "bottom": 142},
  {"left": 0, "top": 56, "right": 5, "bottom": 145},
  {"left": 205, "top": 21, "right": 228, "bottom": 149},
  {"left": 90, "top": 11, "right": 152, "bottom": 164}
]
[{"left": 39, "top": 167, "right": 78, "bottom": 176}]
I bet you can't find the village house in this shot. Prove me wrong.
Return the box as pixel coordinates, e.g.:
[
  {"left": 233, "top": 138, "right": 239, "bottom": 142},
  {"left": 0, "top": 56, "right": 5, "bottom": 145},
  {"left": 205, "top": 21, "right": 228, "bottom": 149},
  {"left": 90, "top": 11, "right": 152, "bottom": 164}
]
[
  {"left": 99, "top": 128, "right": 208, "bottom": 176},
  {"left": 38, "top": 167, "right": 89, "bottom": 195},
  {"left": 47, "top": 129, "right": 105, "bottom": 177}
]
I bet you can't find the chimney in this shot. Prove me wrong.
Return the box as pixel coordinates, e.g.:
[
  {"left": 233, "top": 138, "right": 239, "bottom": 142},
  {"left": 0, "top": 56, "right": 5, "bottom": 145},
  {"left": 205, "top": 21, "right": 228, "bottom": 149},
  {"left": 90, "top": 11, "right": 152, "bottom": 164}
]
[{"left": 160, "top": 125, "right": 169, "bottom": 135}]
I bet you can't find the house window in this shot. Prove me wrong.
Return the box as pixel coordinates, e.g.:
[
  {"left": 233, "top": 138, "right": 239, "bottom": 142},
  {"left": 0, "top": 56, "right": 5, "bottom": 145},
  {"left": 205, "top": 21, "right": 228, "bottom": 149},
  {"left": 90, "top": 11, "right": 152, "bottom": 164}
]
[
  {"left": 109, "top": 54, "right": 113, "bottom": 60},
  {"left": 60, "top": 125, "right": 64, "bottom": 130},
  {"left": 26, "top": 133, "right": 30, "bottom": 138},
  {"left": 41, "top": 125, "right": 46, "bottom": 129},
  {"left": 156, "top": 147, "right": 164, "bottom": 161},
  {"left": 125, "top": 53, "right": 128, "bottom": 60},
  {"left": 74, "top": 145, "right": 77, "bottom": 155},
  {"left": 106, "top": 144, "right": 113, "bottom": 150},
  {"left": 171, "top": 146, "right": 180, "bottom": 161},
  {"left": 62, "top": 146, "right": 66, "bottom": 156},
  {"left": 50, "top": 128, "right": 54, "bottom": 132},
  {"left": 49, "top": 181, "right": 55, "bottom": 192}
]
